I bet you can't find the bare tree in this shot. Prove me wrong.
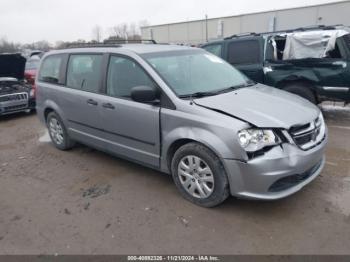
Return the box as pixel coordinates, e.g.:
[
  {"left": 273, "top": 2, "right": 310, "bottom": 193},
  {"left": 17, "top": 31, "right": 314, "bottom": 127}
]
[
  {"left": 138, "top": 20, "right": 150, "bottom": 28},
  {"left": 109, "top": 23, "right": 128, "bottom": 39},
  {"left": 0, "top": 37, "right": 21, "bottom": 53},
  {"left": 92, "top": 25, "right": 103, "bottom": 43},
  {"left": 108, "top": 21, "right": 149, "bottom": 42},
  {"left": 110, "top": 25, "right": 124, "bottom": 39},
  {"left": 128, "top": 23, "right": 138, "bottom": 40}
]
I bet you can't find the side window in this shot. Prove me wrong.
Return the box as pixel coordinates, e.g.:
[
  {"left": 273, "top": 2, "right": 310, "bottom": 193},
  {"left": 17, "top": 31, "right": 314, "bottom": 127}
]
[
  {"left": 67, "top": 54, "right": 102, "bottom": 93},
  {"left": 38, "top": 55, "right": 63, "bottom": 84},
  {"left": 203, "top": 44, "right": 222, "bottom": 57},
  {"left": 107, "top": 56, "right": 156, "bottom": 98},
  {"left": 228, "top": 40, "right": 261, "bottom": 64}
]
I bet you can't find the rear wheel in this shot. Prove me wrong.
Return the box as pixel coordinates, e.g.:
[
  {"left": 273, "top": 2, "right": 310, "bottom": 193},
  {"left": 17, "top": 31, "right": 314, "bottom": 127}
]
[
  {"left": 171, "top": 142, "right": 230, "bottom": 207},
  {"left": 46, "top": 112, "right": 75, "bottom": 150},
  {"left": 282, "top": 82, "right": 317, "bottom": 104}
]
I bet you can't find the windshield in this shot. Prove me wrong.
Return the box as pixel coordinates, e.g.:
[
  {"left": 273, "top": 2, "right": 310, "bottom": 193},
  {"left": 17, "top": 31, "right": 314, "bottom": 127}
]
[{"left": 143, "top": 50, "right": 250, "bottom": 97}]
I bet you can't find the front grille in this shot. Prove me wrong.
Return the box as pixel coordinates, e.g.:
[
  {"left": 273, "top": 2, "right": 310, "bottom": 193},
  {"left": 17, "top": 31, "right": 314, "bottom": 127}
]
[
  {"left": 0, "top": 92, "right": 29, "bottom": 114},
  {"left": 289, "top": 116, "right": 325, "bottom": 151},
  {"left": 268, "top": 160, "right": 322, "bottom": 192},
  {"left": 0, "top": 93, "right": 28, "bottom": 102}
]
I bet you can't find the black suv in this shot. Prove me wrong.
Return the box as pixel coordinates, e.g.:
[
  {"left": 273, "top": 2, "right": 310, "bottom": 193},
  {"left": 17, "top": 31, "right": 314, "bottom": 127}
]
[{"left": 202, "top": 25, "right": 350, "bottom": 104}]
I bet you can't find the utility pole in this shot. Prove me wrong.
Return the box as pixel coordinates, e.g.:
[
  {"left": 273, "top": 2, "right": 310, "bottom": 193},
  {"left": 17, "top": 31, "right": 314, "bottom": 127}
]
[{"left": 205, "top": 14, "right": 208, "bottom": 42}]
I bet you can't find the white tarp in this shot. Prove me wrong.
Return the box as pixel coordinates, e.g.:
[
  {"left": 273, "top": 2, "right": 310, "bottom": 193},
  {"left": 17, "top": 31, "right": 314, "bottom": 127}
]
[{"left": 282, "top": 30, "right": 349, "bottom": 60}]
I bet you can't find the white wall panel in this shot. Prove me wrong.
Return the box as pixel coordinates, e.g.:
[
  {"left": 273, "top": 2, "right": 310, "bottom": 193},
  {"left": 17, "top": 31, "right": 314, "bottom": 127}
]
[{"left": 141, "top": 1, "right": 350, "bottom": 45}]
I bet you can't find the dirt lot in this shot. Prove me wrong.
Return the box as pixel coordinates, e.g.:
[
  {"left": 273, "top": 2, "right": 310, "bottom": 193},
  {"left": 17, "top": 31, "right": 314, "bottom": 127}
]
[{"left": 0, "top": 104, "right": 350, "bottom": 255}]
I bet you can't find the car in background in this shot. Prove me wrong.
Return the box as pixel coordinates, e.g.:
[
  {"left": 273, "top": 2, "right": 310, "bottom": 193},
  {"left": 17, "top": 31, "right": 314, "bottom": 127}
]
[
  {"left": 0, "top": 54, "right": 36, "bottom": 115},
  {"left": 25, "top": 55, "right": 41, "bottom": 86},
  {"left": 201, "top": 25, "right": 350, "bottom": 104}
]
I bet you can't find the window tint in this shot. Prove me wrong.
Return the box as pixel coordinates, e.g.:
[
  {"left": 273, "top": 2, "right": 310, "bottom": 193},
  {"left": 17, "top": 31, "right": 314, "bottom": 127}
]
[
  {"left": 228, "top": 40, "right": 261, "bottom": 64},
  {"left": 38, "top": 55, "right": 63, "bottom": 84},
  {"left": 203, "top": 44, "right": 222, "bottom": 57},
  {"left": 67, "top": 54, "right": 102, "bottom": 93},
  {"left": 107, "top": 56, "right": 155, "bottom": 98}
]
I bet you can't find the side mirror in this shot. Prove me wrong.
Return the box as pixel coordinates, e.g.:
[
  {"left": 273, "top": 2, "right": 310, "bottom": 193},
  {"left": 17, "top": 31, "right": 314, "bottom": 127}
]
[{"left": 131, "top": 86, "right": 159, "bottom": 103}]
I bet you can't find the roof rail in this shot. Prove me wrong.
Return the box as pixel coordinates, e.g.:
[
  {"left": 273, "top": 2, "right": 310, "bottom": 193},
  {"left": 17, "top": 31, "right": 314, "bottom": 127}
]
[
  {"left": 62, "top": 39, "right": 157, "bottom": 49},
  {"left": 103, "top": 39, "right": 157, "bottom": 44},
  {"left": 224, "top": 32, "right": 259, "bottom": 40},
  {"left": 261, "top": 24, "right": 340, "bottom": 35},
  {"left": 62, "top": 43, "right": 122, "bottom": 49},
  {"left": 223, "top": 24, "right": 345, "bottom": 40}
]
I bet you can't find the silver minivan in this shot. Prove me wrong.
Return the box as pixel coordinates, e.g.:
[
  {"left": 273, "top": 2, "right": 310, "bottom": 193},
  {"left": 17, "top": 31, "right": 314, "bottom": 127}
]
[{"left": 36, "top": 44, "right": 327, "bottom": 207}]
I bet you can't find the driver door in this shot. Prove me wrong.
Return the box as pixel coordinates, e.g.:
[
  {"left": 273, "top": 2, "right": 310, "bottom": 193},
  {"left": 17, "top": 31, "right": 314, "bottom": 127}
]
[{"left": 99, "top": 55, "right": 161, "bottom": 167}]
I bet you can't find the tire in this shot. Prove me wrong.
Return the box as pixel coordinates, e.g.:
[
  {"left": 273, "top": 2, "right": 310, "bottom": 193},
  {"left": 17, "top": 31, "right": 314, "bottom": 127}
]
[
  {"left": 171, "top": 142, "right": 230, "bottom": 207},
  {"left": 46, "top": 112, "right": 75, "bottom": 150},
  {"left": 283, "top": 82, "right": 317, "bottom": 104}
]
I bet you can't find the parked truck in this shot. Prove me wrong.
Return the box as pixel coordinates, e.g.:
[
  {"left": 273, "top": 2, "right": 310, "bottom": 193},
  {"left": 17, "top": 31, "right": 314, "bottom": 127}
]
[{"left": 202, "top": 25, "right": 350, "bottom": 104}]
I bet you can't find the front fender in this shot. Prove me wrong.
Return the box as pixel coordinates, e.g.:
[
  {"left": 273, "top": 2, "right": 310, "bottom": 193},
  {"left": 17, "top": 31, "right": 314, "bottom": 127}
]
[{"left": 160, "top": 126, "right": 246, "bottom": 173}]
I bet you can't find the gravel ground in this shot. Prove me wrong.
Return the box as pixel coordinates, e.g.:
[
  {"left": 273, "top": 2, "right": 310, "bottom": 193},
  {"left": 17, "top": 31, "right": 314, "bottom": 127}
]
[{"left": 0, "top": 104, "right": 349, "bottom": 255}]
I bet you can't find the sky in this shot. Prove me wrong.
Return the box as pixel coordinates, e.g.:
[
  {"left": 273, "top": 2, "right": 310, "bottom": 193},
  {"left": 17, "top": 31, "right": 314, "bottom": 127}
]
[{"left": 0, "top": 0, "right": 344, "bottom": 44}]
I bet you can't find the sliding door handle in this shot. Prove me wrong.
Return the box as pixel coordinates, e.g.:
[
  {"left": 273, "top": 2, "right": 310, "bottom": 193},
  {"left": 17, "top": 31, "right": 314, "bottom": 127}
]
[
  {"left": 87, "top": 99, "right": 98, "bottom": 106},
  {"left": 102, "top": 103, "right": 115, "bottom": 110}
]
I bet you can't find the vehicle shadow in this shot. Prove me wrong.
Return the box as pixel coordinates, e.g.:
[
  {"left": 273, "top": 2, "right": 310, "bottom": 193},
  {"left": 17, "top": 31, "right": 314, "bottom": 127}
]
[
  {"left": 0, "top": 110, "right": 36, "bottom": 122},
  {"left": 72, "top": 143, "right": 299, "bottom": 215}
]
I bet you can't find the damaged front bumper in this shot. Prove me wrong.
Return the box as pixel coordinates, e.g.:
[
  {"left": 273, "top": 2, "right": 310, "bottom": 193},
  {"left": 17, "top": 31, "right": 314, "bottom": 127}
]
[{"left": 222, "top": 135, "right": 327, "bottom": 200}]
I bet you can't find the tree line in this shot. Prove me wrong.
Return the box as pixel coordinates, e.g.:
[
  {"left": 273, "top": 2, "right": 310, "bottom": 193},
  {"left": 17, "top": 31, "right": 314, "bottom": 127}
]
[{"left": 0, "top": 20, "right": 150, "bottom": 54}]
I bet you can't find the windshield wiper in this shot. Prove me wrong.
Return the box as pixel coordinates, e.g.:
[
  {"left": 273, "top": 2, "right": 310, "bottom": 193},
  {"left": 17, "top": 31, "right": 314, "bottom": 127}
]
[
  {"left": 227, "top": 81, "right": 257, "bottom": 90},
  {"left": 211, "top": 81, "right": 257, "bottom": 94},
  {"left": 179, "top": 81, "right": 257, "bottom": 99},
  {"left": 179, "top": 91, "right": 219, "bottom": 99}
]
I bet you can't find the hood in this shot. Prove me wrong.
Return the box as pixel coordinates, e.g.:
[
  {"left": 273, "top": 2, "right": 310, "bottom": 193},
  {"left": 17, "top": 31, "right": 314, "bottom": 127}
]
[
  {"left": 0, "top": 54, "right": 26, "bottom": 80},
  {"left": 194, "top": 84, "right": 320, "bottom": 129}
]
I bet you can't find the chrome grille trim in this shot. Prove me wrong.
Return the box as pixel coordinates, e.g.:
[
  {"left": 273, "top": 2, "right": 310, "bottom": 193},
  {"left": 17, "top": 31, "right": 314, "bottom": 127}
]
[
  {"left": 0, "top": 92, "right": 28, "bottom": 102},
  {"left": 289, "top": 115, "right": 326, "bottom": 151}
]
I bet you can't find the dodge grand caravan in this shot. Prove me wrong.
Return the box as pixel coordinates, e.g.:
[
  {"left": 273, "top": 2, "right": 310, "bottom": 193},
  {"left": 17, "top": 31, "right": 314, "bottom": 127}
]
[{"left": 36, "top": 44, "right": 327, "bottom": 207}]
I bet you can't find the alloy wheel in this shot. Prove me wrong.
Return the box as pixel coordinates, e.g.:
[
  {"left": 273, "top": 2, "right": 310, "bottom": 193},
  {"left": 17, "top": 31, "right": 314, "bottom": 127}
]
[
  {"left": 49, "top": 118, "right": 64, "bottom": 145},
  {"left": 177, "top": 155, "right": 214, "bottom": 199}
]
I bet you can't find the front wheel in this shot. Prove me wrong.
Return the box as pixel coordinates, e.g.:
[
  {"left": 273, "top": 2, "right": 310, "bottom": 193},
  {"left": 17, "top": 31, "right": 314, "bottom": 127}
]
[
  {"left": 47, "top": 112, "right": 75, "bottom": 150},
  {"left": 171, "top": 142, "right": 230, "bottom": 207}
]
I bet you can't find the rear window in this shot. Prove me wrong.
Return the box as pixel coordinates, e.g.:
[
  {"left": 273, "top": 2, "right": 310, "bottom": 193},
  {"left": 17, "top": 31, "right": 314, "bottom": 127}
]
[
  {"left": 38, "top": 55, "right": 63, "bottom": 84},
  {"left": 228, "top": 40, "right": 261, "bottom": 64},
  {"left": 25, "top": 59, "right": 40, "bottom": 70},
  {"left": 203, "top": 44, "right": 222, "bottom": 57},
  {"left": 66, "top": 54, "right": 103, "bottom": 93}
]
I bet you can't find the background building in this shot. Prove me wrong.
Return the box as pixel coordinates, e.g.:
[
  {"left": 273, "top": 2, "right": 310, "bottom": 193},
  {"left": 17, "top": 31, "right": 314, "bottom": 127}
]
[{"left": 141, "top": 0, "right": 350, "bottom": 45}]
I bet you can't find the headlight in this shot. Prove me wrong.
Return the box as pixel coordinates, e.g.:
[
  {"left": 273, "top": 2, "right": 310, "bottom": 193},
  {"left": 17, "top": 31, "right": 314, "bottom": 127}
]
[
  {"left": 315, "top": 112, "right": 324, "bottom": 128},
  {"left": 238, "top": 129, "right": 280, "bottom": 152}
]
